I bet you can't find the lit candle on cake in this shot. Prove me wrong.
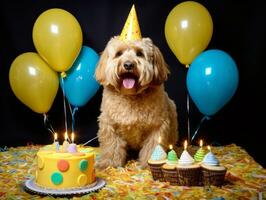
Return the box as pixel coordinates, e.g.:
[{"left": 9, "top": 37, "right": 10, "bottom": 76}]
[
  {"left": 68, "top": 132, "right": 77, "bottom": 153},
  {"left": 62, "top": 131, "right": 69, "bottom": 152},
  {"left": 194, "top": 139, "right": 206, "bottom": 162},
  {"left": 54, "top": 132, "right": 58, "bottom": 142},
  {"left": 54, "top": 132, "right": 60, "bottom": 152}
]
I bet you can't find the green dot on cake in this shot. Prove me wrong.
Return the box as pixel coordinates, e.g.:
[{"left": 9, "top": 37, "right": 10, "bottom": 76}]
[{"left": 79, "top": 159, "right": 88, "bottom": 171}]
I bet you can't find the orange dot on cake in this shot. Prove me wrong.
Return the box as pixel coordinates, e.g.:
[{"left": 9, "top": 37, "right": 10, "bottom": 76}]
[{"left": 57, "top": 160, "right": 69, "bottom": 172}]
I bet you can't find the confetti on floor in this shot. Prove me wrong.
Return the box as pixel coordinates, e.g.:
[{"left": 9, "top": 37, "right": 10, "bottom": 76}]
[{"left": 0, "top": 144, "right": 265, "bottom": 199}]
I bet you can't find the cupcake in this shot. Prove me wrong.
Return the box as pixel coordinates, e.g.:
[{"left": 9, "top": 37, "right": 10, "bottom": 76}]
[
  {"left": 162, "top": 145, "right": 179, "bottom": 185},
  {"left": 201, "top": 148, "right": 227, "bottom": 186},
  {"left": 176, "top": 141, "right": 201, "bottom": 186},
  {"left": 148, "top": 143, "right": 167, "bottom": 181}
]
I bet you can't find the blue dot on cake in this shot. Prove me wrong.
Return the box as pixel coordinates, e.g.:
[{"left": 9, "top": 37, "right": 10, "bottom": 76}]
[{"left": 51, "top": 171, "right": 63, "bottom": 185}]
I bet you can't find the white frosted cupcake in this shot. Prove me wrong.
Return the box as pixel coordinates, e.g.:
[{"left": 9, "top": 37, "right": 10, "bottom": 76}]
[
  {"left": 201, "top": 151, "right": 227, "bottom": 186},
  {"left": 176, "top": 149, "right": 200, "bottom": 186}
]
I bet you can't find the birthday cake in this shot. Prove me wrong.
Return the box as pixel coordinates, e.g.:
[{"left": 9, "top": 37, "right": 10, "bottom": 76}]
[{"left": 35, "top": 145, "right": 96, "bottom": 189}]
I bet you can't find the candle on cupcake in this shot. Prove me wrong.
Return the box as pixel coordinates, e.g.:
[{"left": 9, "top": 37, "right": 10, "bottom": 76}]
[
  {"left": 178, "top": 140, "right": 194, "bottom": 165},
  {"left": 194, "top": 139, "right": 206, "bottom": 162},
  {"left": 68, "top": 132, "right": 77, "bottom": 153}
]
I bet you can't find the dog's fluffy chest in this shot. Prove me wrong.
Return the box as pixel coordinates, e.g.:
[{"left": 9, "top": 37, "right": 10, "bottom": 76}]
[{"left": 100, "top": 87, "right": 170, "bottom": 148}]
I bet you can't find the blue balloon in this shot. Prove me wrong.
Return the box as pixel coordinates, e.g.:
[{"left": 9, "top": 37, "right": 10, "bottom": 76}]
[
  {"left": 186, "top": 49, "right": 239, "bottom": 116},
  {"left": 60, "top": 46, "right": 100, "bottom": 107}
]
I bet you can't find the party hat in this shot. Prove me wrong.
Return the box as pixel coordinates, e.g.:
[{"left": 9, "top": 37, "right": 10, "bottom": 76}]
[{"left": 120, "top": 5, "right": 142, "bottom": 41}]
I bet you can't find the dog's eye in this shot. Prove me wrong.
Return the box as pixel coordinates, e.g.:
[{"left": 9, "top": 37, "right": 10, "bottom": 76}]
[
  {"left": 115, "top": 51, "right": 123, "bottom": 58},
  {"left": 136, "top": 50, "right": 144, "bottom": 57}
]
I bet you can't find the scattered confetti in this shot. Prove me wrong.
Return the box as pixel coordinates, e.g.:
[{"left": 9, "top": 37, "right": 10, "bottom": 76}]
[{"left": 0, "top": 144, "right": 265, "bottom": 199}]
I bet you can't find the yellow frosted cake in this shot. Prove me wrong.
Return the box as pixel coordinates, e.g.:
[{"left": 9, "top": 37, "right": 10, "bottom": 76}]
[{"left": 35, "top": 146, "right": 96, "bottom": 189}]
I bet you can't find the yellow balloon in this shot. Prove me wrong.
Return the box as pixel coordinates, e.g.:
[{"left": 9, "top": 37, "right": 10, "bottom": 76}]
[
  {"left": 165, "top": 1, "right": 213, "bottom": 65},
  {"left": 32, "top": 8, "right": 82, "bottom": 72},
  {"left": 9, "top": 52, "right": 59, "bottom": 114}
]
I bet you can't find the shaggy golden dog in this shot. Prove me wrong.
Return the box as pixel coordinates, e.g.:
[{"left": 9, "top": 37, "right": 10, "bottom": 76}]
[{"left": 95, "top": 37, "right": 178, "bottom": 169}]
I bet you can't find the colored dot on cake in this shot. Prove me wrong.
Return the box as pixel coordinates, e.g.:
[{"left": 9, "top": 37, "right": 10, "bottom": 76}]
[
  {"left": 57, "top": 160, "right": 69, "bottom": 172},
  {"left": 77, "top": 174, "right": 87, "bottom": 187},
  {"left": 79, "top": 159, "right": 88, "bottom": 171},
  {"left": 37, "top": 157, "right": 45, "bottom": 169},
  {"left": 51, "top": 171, "right": 63, "bottom": 185}
]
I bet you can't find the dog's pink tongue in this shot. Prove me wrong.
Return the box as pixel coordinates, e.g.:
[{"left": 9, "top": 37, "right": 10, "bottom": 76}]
[{"left": 123, "top": 78, "right": 135, "bottom": 89}]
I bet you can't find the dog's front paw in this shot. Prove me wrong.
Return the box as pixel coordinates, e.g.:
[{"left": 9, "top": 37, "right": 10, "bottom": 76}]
[{"left": 139, "top": 160, "right": 149, "bottom": 169}]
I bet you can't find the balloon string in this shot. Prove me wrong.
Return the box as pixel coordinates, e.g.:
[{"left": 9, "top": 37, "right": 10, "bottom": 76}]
[
  {"left": 82, "top": 136, "right": 99, "bottom": 146},
  {"left": 60, "top": 76, "right": 70, "bottom": 142},
  {"left": 43, "top": 113, "right": 55, "bottom": 135},
  {"left": 71, "top": 106, "right": 78, "bottom": 134},
  {"left": 191, "top": 116, "right": 210, "bottom": 142},
  {"left": 187, "top": 93, "right": 191, "bottom": 143},
  {"left": 186, "top": 64, "right": 190, "bottom": 144}
]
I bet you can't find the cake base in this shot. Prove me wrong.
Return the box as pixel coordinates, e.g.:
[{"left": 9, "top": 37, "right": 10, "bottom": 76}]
[{"left": 24, "top": 177, "right": 105, "bottom": 196}]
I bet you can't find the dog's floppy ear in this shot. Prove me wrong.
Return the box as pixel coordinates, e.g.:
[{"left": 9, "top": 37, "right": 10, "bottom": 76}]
[
  {"left": 152, "top": 45, "right": 169, "bottom": 85},
  {"left": 95, "top": 49, "right": 108, "bottom": 85}
]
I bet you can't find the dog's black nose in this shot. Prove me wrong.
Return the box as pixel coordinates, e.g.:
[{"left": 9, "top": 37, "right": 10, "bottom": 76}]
[{"left": 124, "top": 61, "right": 134, "bottom": 70}]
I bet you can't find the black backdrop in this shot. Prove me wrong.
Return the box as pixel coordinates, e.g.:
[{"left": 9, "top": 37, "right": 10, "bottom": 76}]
[{"left": 0, "top": 0, "right": 265, "bottom": 167}]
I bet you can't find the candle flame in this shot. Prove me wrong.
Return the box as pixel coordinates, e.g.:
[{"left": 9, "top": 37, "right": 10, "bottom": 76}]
[
  {"left": 200, "top": 139, "right": 203, "bottom": 147},
  {"left": 64, "top": 132, "right": 68, "bottom": 141},
  {"left": 158, "top": 136, "right": 161, "bottom": 144},
  {"left": 207, "top": 145, "right": 211, "bottom": 151},
  {"left": 54, "top": 133, "right": 58, "bottom": 140},
  {"left": 184, "top": 140, "right": 187, "bottom": 150},
  {"left": 71, "top": 132, "right": 74, "bottom": 143},
  {"left": 169, "top": 144, "right": 173, "bottom": 150}
]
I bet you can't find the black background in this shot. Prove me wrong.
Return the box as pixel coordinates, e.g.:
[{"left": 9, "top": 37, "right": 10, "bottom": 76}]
[{"left": 0, "top": 0, "right": 265, "bottom": 167}]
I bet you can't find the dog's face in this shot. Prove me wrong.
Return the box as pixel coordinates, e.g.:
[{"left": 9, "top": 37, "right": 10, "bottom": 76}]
[{"left": 95, "top": 37, "right": 169, "bottom": 95}]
